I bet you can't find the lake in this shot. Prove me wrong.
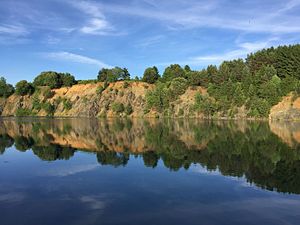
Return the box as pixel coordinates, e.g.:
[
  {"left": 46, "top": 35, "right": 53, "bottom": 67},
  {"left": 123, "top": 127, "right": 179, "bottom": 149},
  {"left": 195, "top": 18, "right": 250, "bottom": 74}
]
[{"left": 1, "top": 118, "right": 300, "bottom": 225}]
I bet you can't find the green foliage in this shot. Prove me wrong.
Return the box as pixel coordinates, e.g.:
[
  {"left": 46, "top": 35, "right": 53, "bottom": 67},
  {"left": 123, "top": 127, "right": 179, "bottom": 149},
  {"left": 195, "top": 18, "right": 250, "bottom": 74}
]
[
  {"left": 111, "top": 102, "right": 125, "bottom": 113},
  {"left": 145, "top": 78, "right": 188, "bottom": 112},
  {"left": 43, "top": 87, "right": 55, "bottom": 99},
  {"left": 162, "top": 64, "right": 186, "bottom": 81},
  {"left": 123, "top": 81, "right": 129, "bottom": 88},
  {"left": 15, "top": 80, "right": 34, "bottom": 96},
  {"left": 33, "top": 71, "right": 76, "bottom": 88},
  {"left": 42, "top": 102, "right": 55, "bottom": 116},
  {"left": 16, "top": 108, "right": 35, "bottom": 117},
  {"left": 32, "top": 95, "right": 41, "bottom": 111},
  {"left": 63, "top": 98, "right": 72, "bottom": 111},
  {"left": 96, "top": 86, "right": 105, "bottom": 95},
  {"left": 77, "top": 79, "right": 98, "bottom": 84},
  {"left": 0, "top": 77, "right": 14, "bottom": 98},
  {"left": 98, "top": 67, "right": 130, "bottom": 82},
  {"left": 194, "top": 93, "right": 218, "bottom": 117},
  {"left": 142, "top": 66, "right": 160, "bottom": 84},
  {"left": 125, "top": 104, "right": 133, "bottom": 115}
]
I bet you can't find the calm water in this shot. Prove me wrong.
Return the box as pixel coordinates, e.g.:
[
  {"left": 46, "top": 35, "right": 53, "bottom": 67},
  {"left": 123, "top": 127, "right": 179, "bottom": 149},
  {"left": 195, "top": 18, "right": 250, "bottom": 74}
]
[{"left": 1, "top": 118, "right": 300, "bottom": 225}]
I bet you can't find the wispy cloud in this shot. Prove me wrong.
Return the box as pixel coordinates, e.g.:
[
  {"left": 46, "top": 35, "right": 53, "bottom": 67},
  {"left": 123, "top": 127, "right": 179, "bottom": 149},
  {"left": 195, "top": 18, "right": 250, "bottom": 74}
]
[
  {"left": 46, "top": 163, "right": 99, "bottom": 177},
  {"left": 0, "top": 24, "right": 28, "bottom": 36},
  {"left": 100, "top": 0, "right": 300, "bottom": 34},
  {"left": 135, "top": 35, "right": 165, "bottom": 48},
  {"left": 80, "top": 18, "right": 113, "bottom": 35},
  {"left": 68, "top": 0, "right": 115, "bottom": 35},
  {"left": 158, "top": 38, "right": 276, "bottom": 66},
  {"left": 44, "top": 52, "right": 112, "bottom": 68}
]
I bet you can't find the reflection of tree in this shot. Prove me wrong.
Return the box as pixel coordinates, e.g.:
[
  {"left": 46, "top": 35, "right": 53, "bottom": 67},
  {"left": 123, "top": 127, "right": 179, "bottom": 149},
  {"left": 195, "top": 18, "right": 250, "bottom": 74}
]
[
  {"left": 0, "top": 134, "right": 14, "bottom": 154},
  {"left": 32, "top": 145, "right": 75, "bottom": 161},
  {"left": 142, "top": 151, "right": 159, "bottom": 168},
  {"left": 1, "top": 119, "right": 300, "bottom": 194},
  {"left": 14, "top": 136, "right": 34, "bottom": 152},
  {"left": 97, "top": 152, "right": 129, "bottom": 167}
]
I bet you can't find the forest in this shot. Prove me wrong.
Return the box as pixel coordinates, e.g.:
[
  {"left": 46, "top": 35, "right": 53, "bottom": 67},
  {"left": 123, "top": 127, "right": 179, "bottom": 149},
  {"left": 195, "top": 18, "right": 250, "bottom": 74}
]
[{"left": 1, "top": 44, "right": 300, "bottom": 118}]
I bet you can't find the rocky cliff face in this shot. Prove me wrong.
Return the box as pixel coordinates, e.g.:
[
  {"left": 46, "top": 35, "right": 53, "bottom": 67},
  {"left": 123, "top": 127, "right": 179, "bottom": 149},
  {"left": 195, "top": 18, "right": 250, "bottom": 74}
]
[
  {"left": 1, "top": 81, "right": 300, "bottom": 120},
  {"left": 0, "top": 81, "right": 205, "bottom": 118},
  {"left": 269, "top": 94, "right": 300, "bottom": 121}
]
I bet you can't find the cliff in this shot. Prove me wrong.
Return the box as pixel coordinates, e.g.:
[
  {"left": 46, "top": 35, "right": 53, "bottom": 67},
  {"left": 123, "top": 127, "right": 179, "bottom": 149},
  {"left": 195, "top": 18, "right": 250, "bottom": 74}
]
[
  {"left": 1, "top": 81, "right": 300, "bottom": 120},
  {"left": 0, "top": 81, "right": 205, "bottom": 118}
]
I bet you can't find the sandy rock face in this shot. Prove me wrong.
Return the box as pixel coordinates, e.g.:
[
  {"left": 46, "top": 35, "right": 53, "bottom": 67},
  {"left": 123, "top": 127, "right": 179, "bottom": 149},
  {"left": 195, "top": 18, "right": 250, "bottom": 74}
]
[{"left": 269, "top": 94, "right": 300, "bottom": 121}]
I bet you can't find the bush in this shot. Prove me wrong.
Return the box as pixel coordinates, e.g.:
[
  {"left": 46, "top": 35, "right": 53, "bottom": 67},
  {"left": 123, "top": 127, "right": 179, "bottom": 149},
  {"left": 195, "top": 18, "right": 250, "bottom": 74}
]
[
  {"left": 112, "top": 102, "right": 125, "bottom": 113},
  {"left": 123, "top": 81, "right": 129, "bottom": 88},
  {"left": 42, "top": 102, "right": 55, "bottom": 116},
  {"left": 32, "top": 96, "right": 41, "bottom": 111},
  {"left": 15, "top": 80, "right": 34, "bottom": 96},
  {"left": 16, "top": 108, "right": 34, "bottom": 117},
  {"left": 43, "top": 88, "right": 55, "bottom": 99},
  {"left": 125, "top": 104, "right": 133, "bottom": 115},
  {"left": 63, "top": 98, "right": 72, "bottom": 111},
  {"left": 96, "top": 86, "right": 105, "bottom": 95}
]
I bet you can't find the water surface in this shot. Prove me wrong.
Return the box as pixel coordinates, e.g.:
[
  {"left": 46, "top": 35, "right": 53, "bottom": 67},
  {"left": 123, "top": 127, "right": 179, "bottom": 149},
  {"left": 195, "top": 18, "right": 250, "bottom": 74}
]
[{"left": 1, "top": 118, "right": 300, "bottom": 225}]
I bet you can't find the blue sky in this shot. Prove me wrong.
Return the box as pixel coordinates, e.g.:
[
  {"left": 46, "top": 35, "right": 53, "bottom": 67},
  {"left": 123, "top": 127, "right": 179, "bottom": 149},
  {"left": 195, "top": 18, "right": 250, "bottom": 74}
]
[{"left": 0, "top": 0, "right": 300, "bottom": 84}]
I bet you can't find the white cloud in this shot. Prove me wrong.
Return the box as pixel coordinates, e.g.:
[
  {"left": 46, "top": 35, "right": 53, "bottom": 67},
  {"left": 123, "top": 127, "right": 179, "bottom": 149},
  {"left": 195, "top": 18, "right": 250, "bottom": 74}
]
[
  {"left": 80, "top": 195, "right": 106, "bottom": 210},
  {"left": 0, "top": 24, "right": 28, "bottom": 36},
  {"left": 70, "top": 0, "right": 105, "bottom": 18},
  {"left": 80, "top": 18, "right": 113, "bottom": 35},
  {"left": 158, "top": 39, "right": 275, "bottom": 66},
  {"left": 44, "top": 51, "right": 112, "bottom": 68},
  {"left": 101, "top": 0, "right": 300, "bottom": 34},
  {"left": 68, "top": 0, "right": 115, "bottom": 35},
  {"left": 46, "top": 164, "right": 99, "bottom": 177}
]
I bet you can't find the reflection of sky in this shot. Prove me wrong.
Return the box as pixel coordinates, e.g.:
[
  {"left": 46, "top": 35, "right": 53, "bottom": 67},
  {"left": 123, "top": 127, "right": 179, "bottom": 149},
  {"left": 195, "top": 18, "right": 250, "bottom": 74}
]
[{"left": 0, "top": 148, "right": 300, "bottom": 225}]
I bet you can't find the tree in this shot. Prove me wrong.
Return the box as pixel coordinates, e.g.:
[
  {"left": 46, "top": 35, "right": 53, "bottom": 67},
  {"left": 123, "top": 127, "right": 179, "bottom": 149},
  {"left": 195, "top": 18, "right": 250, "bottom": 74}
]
[
  {"left": 0, "top": 77, "right": 14, "bottom": 98},
  {"left": 15, "top": 80, "right": 34, "bottom": 96},
  {"left": 184, "top": 65, "right": 191, "bottom": 72},
  {"left": 162, "top": 64, "right": 185, "bottom": 81},
  {"left": 97, "top": 67, "right": 130, "bottom": 82},
  {"left": 33, "top": 71, "right": 76, "bottom": 88},
  {"left": 60, "top": 73, "right": 76, "bottom": 87},
  {"left": 142, "top": 66, "right": 160, "bottom": 84}
]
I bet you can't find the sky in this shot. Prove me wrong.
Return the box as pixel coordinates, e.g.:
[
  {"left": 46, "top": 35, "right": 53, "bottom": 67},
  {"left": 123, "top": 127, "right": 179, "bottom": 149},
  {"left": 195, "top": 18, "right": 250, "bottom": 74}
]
[{"left": 0, "top": 0, "right": 300, "bottom": 84}]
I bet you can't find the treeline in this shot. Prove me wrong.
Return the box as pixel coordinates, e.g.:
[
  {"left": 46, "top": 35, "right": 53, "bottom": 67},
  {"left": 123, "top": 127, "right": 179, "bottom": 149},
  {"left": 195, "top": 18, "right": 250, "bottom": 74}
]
[{"left": 1, "top": 44, "right": 300, "bottom": 117}]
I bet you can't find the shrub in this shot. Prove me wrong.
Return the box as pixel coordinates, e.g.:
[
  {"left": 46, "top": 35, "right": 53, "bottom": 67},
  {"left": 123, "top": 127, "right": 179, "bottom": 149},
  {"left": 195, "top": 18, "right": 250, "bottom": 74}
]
[
  {"left": 42, "top": 102, "right": 55, "bottom": 116},
  {"left": 63, "top": 98, "right": 72, "bottom": 111},
  {"left": 15, "top": 80, "right": 35, "bottom": 96},
  {"left": 43, "top": 88, "right": 55, "bottom": 99},
  {"left": 123, "top": 81, "right": 129, "bottom": 89},
  {"left": 32, "top": 96, "right": 41, "bottom": 111},
  {"left": 16, "top": 108, "right": 34, "bottom": 117},
  {"left": 112, "top": 102, "right": 125, "bottom": 113},
  {"left": 125, "top": 104, "right": 133, "bottom": 115},
  {"left": 96, "top": 86, "right": 105, "bottom": 95}
]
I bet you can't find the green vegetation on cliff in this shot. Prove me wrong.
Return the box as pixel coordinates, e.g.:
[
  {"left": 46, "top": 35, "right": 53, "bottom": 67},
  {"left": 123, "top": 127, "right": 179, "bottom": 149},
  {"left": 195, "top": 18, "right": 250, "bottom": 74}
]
[{"left": 1, "top": 44, "right": 300, "bottom": 118}]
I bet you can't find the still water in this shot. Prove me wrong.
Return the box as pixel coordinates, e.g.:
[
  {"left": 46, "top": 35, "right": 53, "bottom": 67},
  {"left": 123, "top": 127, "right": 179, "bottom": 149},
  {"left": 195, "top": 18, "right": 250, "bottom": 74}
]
[{"left": 1, "top": 118, "right": 300, "bottom": 225}]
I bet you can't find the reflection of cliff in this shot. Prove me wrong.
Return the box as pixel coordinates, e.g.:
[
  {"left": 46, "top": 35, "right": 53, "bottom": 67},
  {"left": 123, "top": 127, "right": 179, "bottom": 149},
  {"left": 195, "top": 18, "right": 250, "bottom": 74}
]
[
  {"left": 0, "top": 119, "right": 210, "bottom": 153},
  {"left": 269, "top": 121, "right": 300, "bottom": 148},
  {"left": 1, "top": 118, "right": 300, "bottom": 194}
]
